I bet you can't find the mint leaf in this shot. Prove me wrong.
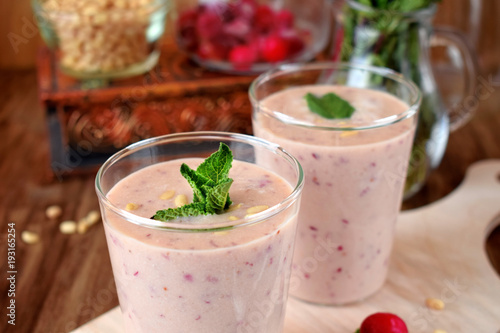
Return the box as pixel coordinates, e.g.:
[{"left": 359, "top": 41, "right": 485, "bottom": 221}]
[
  {"left": 152, "top": 202, "right": 207, "bottom": 221},
  {"left": 180, "top": 163, "right": 212, "bottom": 203},
  {"left": 152, "top": 143, "right": 234, "bottom": 222},
  {"left": 305, "top": 92, "right": 355, "bottom": 119},
  {"left": 204, "top": 178, "right": 233, "bottom": 214},
  {"left": 196, "top": 142, "right": 232, "bottom": 184}
]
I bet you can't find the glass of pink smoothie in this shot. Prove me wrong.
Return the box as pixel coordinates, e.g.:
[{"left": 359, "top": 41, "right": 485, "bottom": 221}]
[
  {"left": 95, "top": 132, "right": 304, "bottom": 333},
  {"left": 250, "top": 62, "right": 421, "bottom": 305}
]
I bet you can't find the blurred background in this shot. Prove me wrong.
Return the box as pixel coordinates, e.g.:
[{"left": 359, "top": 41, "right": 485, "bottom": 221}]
[{"left": 0, "top": 0, "right": 498, "bottom": 79}]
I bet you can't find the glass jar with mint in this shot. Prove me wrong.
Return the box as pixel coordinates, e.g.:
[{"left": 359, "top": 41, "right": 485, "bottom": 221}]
[{"left": 330, "top": 0, "right": 479, "bottom": 198}]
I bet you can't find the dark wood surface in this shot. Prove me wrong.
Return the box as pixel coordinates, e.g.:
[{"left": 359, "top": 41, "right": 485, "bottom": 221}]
[{"left": 1, "top": 66, "right": 500, "bottom": 333}]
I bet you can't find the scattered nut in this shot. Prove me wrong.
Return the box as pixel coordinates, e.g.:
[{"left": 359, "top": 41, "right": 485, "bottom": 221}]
[
  {"left": 45, "top": 205, "right": 62, "bottom": 219},
  {"left": 85, "top": 210, "right": 101, "bottom": 225},
  {"left": 433, "top": 330, "right": 447, "bottom": 333},
  {"left": 227, "top": 203, "right": 242, "bottom": 212},
  {"left": 59, "top": 221, "right": 77, "bottom": 234},
  {"left": 228, "top": 215, "right": 239, "bottom": 221},
  {"left": 426, "top": 298, "right": 445, "bottom": 310},
  {"left": 77, "top": 220, "right": 91, "bottom": 234},
  {"left": 214, "top": 231, "right": 229, "bottom": 236},
  {"left": 174, "top": 194, "right": 188, "bottom": 207},
  {"left": 340, "top": 130, "right": 359, "bottom": 138},
  {"left": 126, "top": 203, "right": 139, "bottom": 211},
  {"left": 160, "top": 190, "right": 175, "bottom": 200},
  {"left": 21, "top": 231, "right": 40, "bottom": 244},
  {"left": 246, "top": 205, "right": 269, "bottom": 215}
]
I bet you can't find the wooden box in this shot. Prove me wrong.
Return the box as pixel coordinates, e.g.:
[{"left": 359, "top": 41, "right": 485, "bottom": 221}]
[{"left": 36, "top": 40, "right": 255, "bottom": 178}]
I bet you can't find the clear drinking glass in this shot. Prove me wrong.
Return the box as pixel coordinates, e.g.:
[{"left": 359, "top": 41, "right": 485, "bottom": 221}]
[
  {"left": 250, "top": 62, "right": 421, "bottom": 305},
  {"left": 95, "top": 132, "right": 304, "bottom": 332}
]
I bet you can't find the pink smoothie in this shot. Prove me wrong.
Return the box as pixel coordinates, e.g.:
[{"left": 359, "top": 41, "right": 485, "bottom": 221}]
[
  {"left": 104, "top": 158, "right": 297, "bottom": 332},
  {"left": 253, "top": 85, "right": 416, "bottom": 304}
]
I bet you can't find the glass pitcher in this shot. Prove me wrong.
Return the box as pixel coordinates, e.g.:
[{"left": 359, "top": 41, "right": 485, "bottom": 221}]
[{"left": 330, "top": 0, "right": 478, "bottom": 198}]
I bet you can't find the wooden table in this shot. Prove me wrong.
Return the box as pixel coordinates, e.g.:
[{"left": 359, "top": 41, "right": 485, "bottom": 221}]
[{"left": 1, "top": 67, "right": 500, "bottom": 333}]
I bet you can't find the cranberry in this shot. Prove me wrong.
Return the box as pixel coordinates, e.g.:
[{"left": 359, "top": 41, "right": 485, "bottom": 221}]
[
  {"left": 176, "top": 0, "right": 309, "bottom": 69},
  {"left": 197, "top": 41, "right": 226, "bottom": 60},
  {"left": 276, "top": 9, "right": 294, "bottom": 29},
  {"left": 177, "top": 9, "right": 198, "bottom": 51},
  {"left": 260, "top": 35, "right": 289, "bottom": 62},
  {"left": 358, "top": 313, "right": 408, "bottom": 333},
  {"left": 281, "top": 29, "right": 305, "bottom": 56},
  {"left": 229, "top": 45, "right": 258, "bottom": 70},
  {"left": 177, "top": 9, "right": 198, "bottom": 28},
  {"left": 223, "top": 18, "right": 251, "bottom": 40},
  {"left": 254, "top": 5, "right": 275, "bottom": 33},
  {"left": 234, "top": 0, "right": 258, "bottom": 20},
  {"left": 196, "top": 11, "right": 223, "bottom": 40}
]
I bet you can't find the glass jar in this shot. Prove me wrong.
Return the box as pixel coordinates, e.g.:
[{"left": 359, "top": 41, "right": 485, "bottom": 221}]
[
  {"left": 330, "top": 0, "right": 478, "bottom": 197},
  {"left": 32, "top": 0, "right": 169, "bottom": 79},
  {"left": 174, "top": 0, "right": 332, "bottom": 74}
]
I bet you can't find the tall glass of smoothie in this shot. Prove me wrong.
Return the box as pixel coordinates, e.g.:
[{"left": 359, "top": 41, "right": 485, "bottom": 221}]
[
  {"left": 250, "top": 62, "right": 421, "bottom": 305},
  {"left": 95, "top": 132, "right": 304, "bottom": 332}
]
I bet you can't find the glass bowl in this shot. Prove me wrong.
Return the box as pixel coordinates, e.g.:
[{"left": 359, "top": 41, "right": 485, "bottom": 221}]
[
  {"left": 32, "top": 0, "right": 169, "bottom": 80},
  {"left": 174, "top": 0, "right": 332, "bottom": 75}
]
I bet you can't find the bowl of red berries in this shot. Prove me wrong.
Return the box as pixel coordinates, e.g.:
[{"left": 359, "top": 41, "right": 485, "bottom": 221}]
[{"left": 175, "top": 0, "right": 332, "bottom": 74}]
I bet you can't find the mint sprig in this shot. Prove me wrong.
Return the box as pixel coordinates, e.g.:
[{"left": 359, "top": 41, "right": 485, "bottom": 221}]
[
  {"left": 152, "top": 143, "right": 233, "bottom": 222},
  {"left": 354, "top": 0, "right": 441, "bottom": 12},
  {"left": 305, "top": 92, "right": 355, "bottom": 119}
]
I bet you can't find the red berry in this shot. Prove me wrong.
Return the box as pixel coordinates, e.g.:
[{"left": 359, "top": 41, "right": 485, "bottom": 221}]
[
  {"left": 178, "top": 9, "right": 198, "bottom": 28},
  {"left": 223, "top": 18, "right": 251, "bottom": 40},
  {"left": 276, "top": 9, "right": 295, "bottom": 29},
  {"left": 234, "top": 0, "right": 258, "bottom": 20},
  {"left": 260, "top": 35, "right": 289, "bottom": 62},
  {"left": 358, "top": 313, "right": 408, "bottom": 333},
  {"left": 196, "top": 11, "right": 223, "bottom": 40},
  {"left": 177, "top": 9, "right": 199, "bottom": 51},
  {"left": 254, "top": 5, "right": 275, "bottom": 33},
  {"left": 280, "top": 29, "right": 305, "bottom": 56},
  {"left": 229, "top": 45, "right": 258, "bottom": 70},
  {"left": 197, "top": 41, "right": 226, "bottom": 60}
]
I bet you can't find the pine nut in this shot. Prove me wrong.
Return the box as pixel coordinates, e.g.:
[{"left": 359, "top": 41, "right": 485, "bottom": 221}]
[
  {"left": 21, "top": 231, "right": 40, "bottom": 244},
  {"left": 59, "top": 221, "right": 77, "bottom": 234},
  {"left": 45, "top": 205, "right": 62, "bottom": 219},
  {"left": 425, "top": 298, "right": 445, "bottom": 310},
  {"left": 160, "top": 190, "right": 175, "bottom": 200},
  {"left": 228, "top": 215, "right": 239, "bottom": 221},
  {"left": 227, "top": 203, "right": 242, "bottom": 212},
  {"left": 433, "top": 330, "right": 447, "bottom": 333},
  {"left": 77, "top": 219, "right": 90, "bottom": 234},
  {"left": 340, "top": 131, "right": 358, "bottom": 137},
  {"left": 85, "top": 210, "right": 100, "bottom": 225},
  {"left": 246, "top": 205, "right": 269, "bottom": 215},
  {"left": 174, "top": 194, "right": 188, "bottom": 207},
  {"left": 126, "top": 203, "right": 139, "bottom": 211}
]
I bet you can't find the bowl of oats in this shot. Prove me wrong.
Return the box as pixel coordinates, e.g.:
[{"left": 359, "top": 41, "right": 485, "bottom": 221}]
[{"left": 33, "top": 0, "right": 170, "bottom": 79}]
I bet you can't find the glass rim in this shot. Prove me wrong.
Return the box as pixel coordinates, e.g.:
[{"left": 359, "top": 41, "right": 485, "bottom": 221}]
[
  {"left": 248, "top": 62, "right": 422, "bottom": 131},
  {"left": 95, "top": 131, "right": 304, "bottom": 232},
  {"left": 345, "top": 0, "right": 437, "bottom": 18}
]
